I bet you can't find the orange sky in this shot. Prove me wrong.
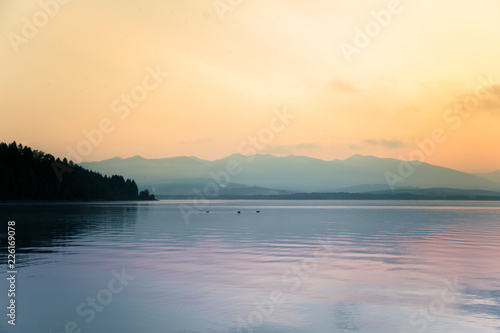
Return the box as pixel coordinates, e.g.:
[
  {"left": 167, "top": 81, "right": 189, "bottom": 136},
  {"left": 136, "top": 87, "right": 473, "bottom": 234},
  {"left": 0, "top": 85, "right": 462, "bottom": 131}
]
[{"left": 1, "top": 0, "right": 499, "bottom": 172}]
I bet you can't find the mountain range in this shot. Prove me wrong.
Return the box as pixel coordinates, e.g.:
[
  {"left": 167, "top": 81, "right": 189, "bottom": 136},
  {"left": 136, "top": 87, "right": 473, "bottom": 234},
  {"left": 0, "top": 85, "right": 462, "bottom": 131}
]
[{"left": 79, "top": 154, "right": 500, "bottom": 196}]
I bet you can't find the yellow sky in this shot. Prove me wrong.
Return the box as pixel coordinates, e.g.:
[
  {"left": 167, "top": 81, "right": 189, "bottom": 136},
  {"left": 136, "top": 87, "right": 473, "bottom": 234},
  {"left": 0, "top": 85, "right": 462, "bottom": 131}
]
[{"left": 1, "top": 0, "right": 499, "bottom": 172}]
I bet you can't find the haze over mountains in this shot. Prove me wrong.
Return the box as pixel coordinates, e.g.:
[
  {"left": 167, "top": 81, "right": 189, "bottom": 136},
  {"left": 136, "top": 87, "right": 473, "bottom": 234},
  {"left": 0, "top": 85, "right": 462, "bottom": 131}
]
[
  {"left": 473, "top": 170, "right": 500, "bottom": 185},
  {"left": 80, "top": 154, "right": 500, "bottom": 196}
]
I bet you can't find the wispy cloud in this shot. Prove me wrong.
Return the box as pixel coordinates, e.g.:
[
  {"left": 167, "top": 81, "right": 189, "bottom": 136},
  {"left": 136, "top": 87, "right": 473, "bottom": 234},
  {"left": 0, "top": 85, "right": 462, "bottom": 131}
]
[
  {"left": 442, "top": 79, "right": 500, "bottom": 114},
  {"left": 362, "top": 139, "right": 407, "bottom": 148},
  {"left": 266, "top": 143, "right": 321, "bottom": 154}
]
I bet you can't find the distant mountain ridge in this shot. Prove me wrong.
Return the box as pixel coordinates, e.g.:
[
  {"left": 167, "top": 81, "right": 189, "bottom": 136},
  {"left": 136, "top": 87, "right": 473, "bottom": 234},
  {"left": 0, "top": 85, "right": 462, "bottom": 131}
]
[
  {"left": 474, "top": 170, "right": 500, "bottom": 184},
  {"left": 80, "top": 154, "right": 500, "bottom": 195}
]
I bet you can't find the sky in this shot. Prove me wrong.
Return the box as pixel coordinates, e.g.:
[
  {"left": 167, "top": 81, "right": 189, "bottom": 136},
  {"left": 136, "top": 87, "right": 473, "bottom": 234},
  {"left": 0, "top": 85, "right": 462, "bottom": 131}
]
[{"left": 1, "top": 0, "right": 500, "bottom": 172}]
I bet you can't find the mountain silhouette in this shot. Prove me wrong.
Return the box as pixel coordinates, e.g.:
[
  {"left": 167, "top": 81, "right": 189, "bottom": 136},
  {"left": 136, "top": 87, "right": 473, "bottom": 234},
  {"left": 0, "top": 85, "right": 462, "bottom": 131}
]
[{"left": 80, "top": 154, "right": 500, "bottom": 195}]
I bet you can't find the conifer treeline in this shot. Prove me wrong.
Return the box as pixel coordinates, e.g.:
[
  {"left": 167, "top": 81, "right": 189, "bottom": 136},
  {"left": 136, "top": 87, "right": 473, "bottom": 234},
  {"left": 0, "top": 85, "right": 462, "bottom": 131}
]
[{"left": 0, "top": 141, "right": 155, "bottom": 201}]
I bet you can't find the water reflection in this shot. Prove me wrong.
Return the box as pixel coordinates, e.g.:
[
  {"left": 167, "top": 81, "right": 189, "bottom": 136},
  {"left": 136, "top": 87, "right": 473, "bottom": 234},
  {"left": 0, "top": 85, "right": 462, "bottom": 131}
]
[
  {"left": 0, "top": 202, "right": 139, "bottom": 267},
  {"left": 0, "top": 201, "right": 498, "bottom": 332}
]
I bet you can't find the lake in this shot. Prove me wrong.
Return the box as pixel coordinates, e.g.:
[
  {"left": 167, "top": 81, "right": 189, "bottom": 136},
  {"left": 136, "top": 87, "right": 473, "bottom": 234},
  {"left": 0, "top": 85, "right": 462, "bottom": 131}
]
[{"left": 0, "top": 200, "right": 499, "bottom": 332}]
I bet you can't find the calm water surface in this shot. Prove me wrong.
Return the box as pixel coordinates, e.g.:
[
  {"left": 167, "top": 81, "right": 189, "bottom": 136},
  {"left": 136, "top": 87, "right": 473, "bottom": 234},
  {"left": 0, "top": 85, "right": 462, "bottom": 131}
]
[{"left": 0, "top": 200, "right": 499, "bottom": 332}]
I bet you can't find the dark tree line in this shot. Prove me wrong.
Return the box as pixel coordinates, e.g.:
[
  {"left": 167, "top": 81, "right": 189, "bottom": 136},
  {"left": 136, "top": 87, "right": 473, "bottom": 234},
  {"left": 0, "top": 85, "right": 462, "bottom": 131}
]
[{"left": 0, "top": 141, "right": 155, "bottom": 201}]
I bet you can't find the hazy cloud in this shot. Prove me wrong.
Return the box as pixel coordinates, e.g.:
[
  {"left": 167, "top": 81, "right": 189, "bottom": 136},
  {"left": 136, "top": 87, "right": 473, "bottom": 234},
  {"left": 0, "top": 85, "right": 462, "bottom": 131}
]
[
  {"left": 362, "top": 139, "right": 407, "bottom": 148},
  {"left": 440, "top": 81, "right": 500, "bottom": 117},
  {"left": 295, "top": 143, "right": 321, "bottom": 149},
  {"left": 480, "top": 85, "right": 500, "bottom": 112},
  {"left": 331, "top": 79, "right": 358, "bottom": 93},
  {"left": 266, "top": 145, "right": 292, "bottom": 155},
  {"left": 267, "top": 143, "right": 321, "bottom": 154}
]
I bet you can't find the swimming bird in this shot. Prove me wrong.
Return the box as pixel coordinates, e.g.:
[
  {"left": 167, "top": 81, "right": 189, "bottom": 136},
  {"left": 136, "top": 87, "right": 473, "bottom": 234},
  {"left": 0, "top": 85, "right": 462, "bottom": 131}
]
[
  {"left": 237, "top": 211, "right": 241, "bottom": 214},
  {"left": 206, "top": 211, "right": 210, "bottom": 213},
  {"left": 256, "top": 210, "right": 260, "bottom": 213}
]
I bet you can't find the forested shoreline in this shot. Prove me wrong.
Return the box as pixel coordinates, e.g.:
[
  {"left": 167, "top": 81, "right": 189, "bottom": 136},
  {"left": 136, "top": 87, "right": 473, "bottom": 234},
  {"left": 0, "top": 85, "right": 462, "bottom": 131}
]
[{"left": 0, "top": 141, "right": 155, "bottom": 201}]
